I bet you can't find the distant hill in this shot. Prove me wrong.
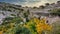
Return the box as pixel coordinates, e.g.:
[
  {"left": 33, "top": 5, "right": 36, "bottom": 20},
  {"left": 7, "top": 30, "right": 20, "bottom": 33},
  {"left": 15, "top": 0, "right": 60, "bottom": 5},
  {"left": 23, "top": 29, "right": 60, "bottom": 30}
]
[
  {"left": 0, "top": 2, "right": 23, "bottom": 11},
  {"left": 0, "top": 1, "right": 60, "bottom": 12}
]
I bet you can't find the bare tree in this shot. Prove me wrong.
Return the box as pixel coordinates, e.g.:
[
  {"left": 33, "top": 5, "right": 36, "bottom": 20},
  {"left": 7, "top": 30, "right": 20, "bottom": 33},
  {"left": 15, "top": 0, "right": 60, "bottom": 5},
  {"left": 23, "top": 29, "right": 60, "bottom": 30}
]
[
  {"left": 33, "top": 6, "right": 37, "bottom": 9},
  {"left": 39, "top": 5, "right": 45, "bottom": 9},
  {"left": 45, "top": 3, "right": 50, "bottom": 6},
  {"left": 57, "top": 1, "right": 60, "bottom": 4}
]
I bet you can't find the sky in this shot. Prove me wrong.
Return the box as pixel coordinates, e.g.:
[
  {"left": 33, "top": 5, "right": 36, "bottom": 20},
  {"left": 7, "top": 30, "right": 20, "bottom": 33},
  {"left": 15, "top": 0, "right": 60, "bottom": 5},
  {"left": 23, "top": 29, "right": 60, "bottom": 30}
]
[{"left": 0, "top": 0, "right": 59, "bottom": 7}]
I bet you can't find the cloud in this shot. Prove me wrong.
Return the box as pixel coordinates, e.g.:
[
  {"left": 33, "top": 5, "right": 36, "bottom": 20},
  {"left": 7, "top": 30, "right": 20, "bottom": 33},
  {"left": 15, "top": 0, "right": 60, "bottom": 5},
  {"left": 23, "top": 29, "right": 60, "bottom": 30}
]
[
  {"left": 12, "top": 0, "right": 59, "bottom": 7},
  {"left": 0, "top": 0, "right": 59, "bottom": 7},
  {"left": 11, "top": 0, "right": 41, "bottom": 7}
]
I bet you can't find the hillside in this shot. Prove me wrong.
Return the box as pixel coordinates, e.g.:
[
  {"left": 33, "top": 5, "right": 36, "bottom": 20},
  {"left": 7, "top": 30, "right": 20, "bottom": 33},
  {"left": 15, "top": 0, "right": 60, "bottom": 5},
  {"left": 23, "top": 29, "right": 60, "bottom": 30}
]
[
  {"left": 0, "top": 1, "right": 60, "bottom": 24},
  {"left": 0, "top": 1, "right": 60, "bottom": 34}
]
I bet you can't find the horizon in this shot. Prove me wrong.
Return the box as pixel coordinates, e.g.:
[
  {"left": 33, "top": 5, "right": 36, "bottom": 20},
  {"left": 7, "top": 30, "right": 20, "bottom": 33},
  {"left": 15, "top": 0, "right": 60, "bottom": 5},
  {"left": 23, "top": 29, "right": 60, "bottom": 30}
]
[{"left": 0, "top": 0, "right": 59, "bottom": 7}]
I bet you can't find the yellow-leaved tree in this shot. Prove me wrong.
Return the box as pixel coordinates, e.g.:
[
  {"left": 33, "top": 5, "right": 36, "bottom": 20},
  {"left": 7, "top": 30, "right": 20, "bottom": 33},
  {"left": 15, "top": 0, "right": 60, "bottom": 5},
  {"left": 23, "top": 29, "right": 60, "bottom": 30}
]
[{"left": 24, "top": 17, "right": 52, "bottom": 34}]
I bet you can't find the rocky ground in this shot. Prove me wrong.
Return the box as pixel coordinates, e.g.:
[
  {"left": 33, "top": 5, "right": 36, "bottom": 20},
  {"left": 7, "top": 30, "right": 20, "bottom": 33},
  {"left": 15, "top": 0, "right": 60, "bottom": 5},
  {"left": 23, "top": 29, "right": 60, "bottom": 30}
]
[{"left": 0, "top": 10, "right": 60, "bottom": 25}]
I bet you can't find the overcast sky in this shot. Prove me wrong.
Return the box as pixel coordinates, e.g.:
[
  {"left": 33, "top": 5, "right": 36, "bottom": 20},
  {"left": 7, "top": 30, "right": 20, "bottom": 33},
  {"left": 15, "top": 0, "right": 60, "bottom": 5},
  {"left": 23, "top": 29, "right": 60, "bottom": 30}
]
[{"left": 0, "top": 0, "right": 59, "bottom": 7}]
